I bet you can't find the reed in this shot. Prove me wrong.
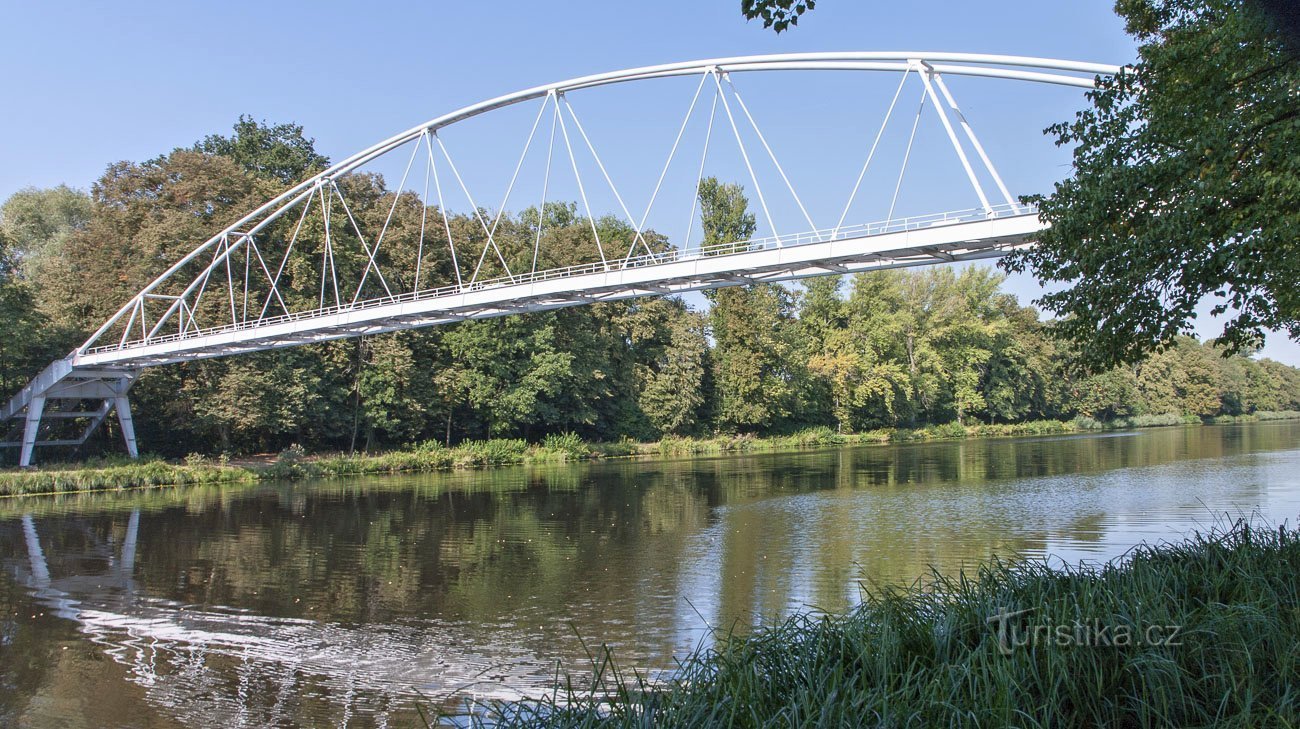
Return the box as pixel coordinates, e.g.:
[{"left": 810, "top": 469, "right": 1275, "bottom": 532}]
[
  {"left": 444, "top": 519, "right": 1300, "bottom": 728},
  {"left": 6, "top": 414, "right": 1297, "bottom": 496}
]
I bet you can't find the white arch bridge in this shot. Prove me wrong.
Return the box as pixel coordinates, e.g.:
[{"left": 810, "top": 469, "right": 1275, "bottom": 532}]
[{"left": 2, "top": 52, "right": 1120, "bottom": 466}]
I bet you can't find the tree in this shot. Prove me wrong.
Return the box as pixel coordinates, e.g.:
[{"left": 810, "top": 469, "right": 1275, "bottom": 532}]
[
  {"left": 196, "top": 115, "right": 328, "bottom": 186},
  {"left": 636, "top": 302, "right": 709, "bottom": 436},
  {"left": 184, "top": 355, "right": 320, "bottom": 452},
  {"left": 1004, "top": 0, "right": 1300, "bottom": 368},
  {"left": 0, "top": 226, "right": 40, "bottom": 395},
  {"left": 697, "top": 177, "right": 803, "bottom": 432},
  {"left": 443, "top": 313, "right": 582, "bottom": 438},
  {"left": 356, "top": 333, "right": 435, "bottom": 448},
  {"left": 741, "top": 0, "right": 816, "bottom": 32},
  {"left": 1075, "top": 368, "right": 1141, "bottom": 420},
  {"left": 981, "top": 303, "right": 1067, "bottom": 423},
  {"left": 0, "top": 185, "right": 93, "bottom": 338},
  {"left": 49, "top": 118, "right": 362, "bottom": 455}
]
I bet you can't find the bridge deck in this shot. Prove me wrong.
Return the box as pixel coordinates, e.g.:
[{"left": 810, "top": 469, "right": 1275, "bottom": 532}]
[
  {"left": 2, "top": 208, "right": 1042, "bottom": 463},
  {"left": 76, "top": 209, "right": 1041, "bottom": 369}
]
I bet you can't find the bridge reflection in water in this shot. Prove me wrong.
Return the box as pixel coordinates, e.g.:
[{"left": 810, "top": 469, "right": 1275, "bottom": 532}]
[{"left": 3, "top": 422, "right": 1298, "bottom": 726}]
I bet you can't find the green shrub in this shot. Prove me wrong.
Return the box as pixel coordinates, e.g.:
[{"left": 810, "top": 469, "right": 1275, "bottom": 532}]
[
  {"left": 451, "top": 520, "right": 1300, "bottom": 728},
  {"left": 536, "top": 432, "right": 590, "bottom": 462},
  {"left": 657, "top": 435, "right": 702, "bottom": 456},
  {"left": 1071, "top": 415, "right": 1106, "bottom": 430},
  {"left": 928, "top": 421, "right": 967, "bottom": 440},
  {"left": 1256, "top": 410, "right": 1300, "bottom": 421},
  {"left": 1128, "top": 412, "right": 1198, "bottom": 428},
  {"left": 0, "top": 460, "right": 254, "bottom": 496},
  {"left": 855, "top": 429, "right": 894, "bottom": 443},
  {"left": 1208, "top": 413, "right": 1260, "bottom": 424},
  {"left": 786, "top": 426, "right": 841, "bottom": 447},
  {"left": 455, "top": 438, "right": 530, "bottom": 466},
  {"left": 593, "top": 437, "right": 639, "bottom": 458},
  {"left": 965, "top": 420, "right": 1072, "bottom": 438}
]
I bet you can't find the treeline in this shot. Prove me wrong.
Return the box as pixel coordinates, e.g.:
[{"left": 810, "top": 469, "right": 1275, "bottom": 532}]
[{"left": 1, "top": 118, "right": 1299, "bottom": 459}]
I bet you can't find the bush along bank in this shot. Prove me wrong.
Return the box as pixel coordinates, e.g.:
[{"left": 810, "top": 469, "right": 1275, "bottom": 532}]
[
  {"left": 0, "top": 458, "right": 255, "bottom": 496},
  {"left": 3, "top": 412, "right": 1300, "bottom": 497},
  {"left": 443, "top": 519, "right": 1300, "bottom": 728}
]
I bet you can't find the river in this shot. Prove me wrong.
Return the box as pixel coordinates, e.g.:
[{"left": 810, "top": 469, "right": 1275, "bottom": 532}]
[{"left": 2, "top": 421, "right": 1299, "bottom": 727}]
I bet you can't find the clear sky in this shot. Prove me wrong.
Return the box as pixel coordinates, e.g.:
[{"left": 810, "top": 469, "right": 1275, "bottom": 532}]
[{"left": 2, "top": 0, "right": 1295, "bottom": 364}]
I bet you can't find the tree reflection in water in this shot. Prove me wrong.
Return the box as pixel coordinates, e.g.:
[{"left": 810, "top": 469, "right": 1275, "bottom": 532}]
[{"left": 1, "top": 421, "right": 1298, "bottom": 727}]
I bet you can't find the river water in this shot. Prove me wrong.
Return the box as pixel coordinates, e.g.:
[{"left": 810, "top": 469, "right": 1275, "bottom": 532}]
[{"left": 2, "top": 421, "right": 1299, "bottom": 727}]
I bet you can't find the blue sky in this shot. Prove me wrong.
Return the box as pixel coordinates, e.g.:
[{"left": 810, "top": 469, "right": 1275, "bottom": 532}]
[{"left": 2, "top": 0, "right": 1295, "bottom": 364}]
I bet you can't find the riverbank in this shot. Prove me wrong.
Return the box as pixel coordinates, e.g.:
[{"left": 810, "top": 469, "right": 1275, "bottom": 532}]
[
  {"left": 459, "top": 519, "right": 1300, "bottom": 727},
  {"left": 3, "top": 411, "right": 1298, "bottom": 497}
]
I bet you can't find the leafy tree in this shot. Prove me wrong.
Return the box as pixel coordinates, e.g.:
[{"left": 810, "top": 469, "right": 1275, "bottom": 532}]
[
  {"left": 636, "top": 301, "right": 709, "bottom": 436},
  {"left": 981, "top": 303, "right": 1067, "bottom": 423},
  {"left": 710, "top": 282, "right": 803, "bottom": 432},
  {"left": 1167, "top": 338, "right": 1224, "bottom": 416},
  {"left": 356, "top": 333, "right": 435, "bottom": 448},
  {"left": 806, "top": 330, "right": 907, "bottom": 433},
  {"left": 1074, "top": 368, "right": 1141, "bottom": 420},
  {"left": 799, "top": 277, "right": 846, "bottom": 428},
  {"left": 929, "top": 269, "right": 1006, "bottom": 424},
  {"left": 0, "top": 226, "right": 43, "bottom": 395},
  {"left": 443, "top": 313, "right": 583, "bottom": 438},
  {"left": 196, "top": 115, "right": 329, "bottom": 186},
  {"left": 1257, "top": 359, "right": 1300, "bottom": 410},
  {"left": 184, "top": 355, "right": 320, "bottom": 452},
  {"left": 741, "top": 0, "right": 816, "bottom": 32},
  {"left": 696, "top": 177, "right": 756, "bottom": 255},
  {"left": 802, "top": 276, "right": 906, "bottom": 432},
  {"left": 799, "top": 277, "right": 846, "bottom": 344},
  {"left": 698, "top": 178, "right": 803, "bottom": 432},
  {"left": 0, "top": 185, "right": 93, "bottom": 339},
  {"left": 64, "top": 150, "right": 277, "bottom": 328},
  {"left": 49, "top": 118, "right": 357, "bottom": 455},
  {"left": 1004, "top": 0, "right": 1300, "bottom": 367},
  {"left": 0, "top": 185, "right": 92, "bottom": 264}
]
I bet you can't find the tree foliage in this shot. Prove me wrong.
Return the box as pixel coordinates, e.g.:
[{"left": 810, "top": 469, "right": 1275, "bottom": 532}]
[
  {"left": 0, "top": 187, "right": 93, "bottom": 395},
  {"left": 3, "top": 117, "right": 1300, "bottom": 459},
  {"left": 698, "top": 177, "right": 804, "bottom": 432},
  {"left": 741, "top": 0, "right": 816, "bottom": 32},
  {"left": 195, "top": 115, "right": 328, "bottom": 186},
  {"left": 1004, "top": 0, "right": 1300, "bottom": 368}
]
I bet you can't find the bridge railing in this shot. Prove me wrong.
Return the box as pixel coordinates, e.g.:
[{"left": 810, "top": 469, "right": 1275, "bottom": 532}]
[{"left": 82, "top": 203, "right": 1034, "bottom": 356}]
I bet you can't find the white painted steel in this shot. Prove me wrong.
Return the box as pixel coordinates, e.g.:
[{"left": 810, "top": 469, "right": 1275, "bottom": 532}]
[
  {"left": 75, "top": 53, "right": 1120, "bottom": 355},
  {"left": 2, "top": 52, "right": 1122, "bottom": 466},
  {"left": 75, "top": 207, "right": 1040, "bottom": 368}
]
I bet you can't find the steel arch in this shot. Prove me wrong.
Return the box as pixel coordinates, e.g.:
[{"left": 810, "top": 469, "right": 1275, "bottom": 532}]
[
  {"left": 2, "top": 52, "right": 1123, "bottom": 466},
  {"left": 77, "top": 52, "right": 1118, "bottom": 354}
]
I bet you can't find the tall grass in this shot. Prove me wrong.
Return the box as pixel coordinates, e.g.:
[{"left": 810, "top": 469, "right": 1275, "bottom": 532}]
[
  {"left": 0, "top": 459, "right": 252, "bottom": 496},
  {"left": 5, "top": 414, "right": 1296, "bottom": 497},
  {"left": 441, "top": 519, "right": 1300, "bottom": 727},
  {"left": 1073, "top": 412, "right": 1202, "bottom": 430},
  {"left": 1257, "top": 410, "right": 1300, "bottom": 421},
  {"left": 535, "top": 432, "right": 591, "bottom": 463}
]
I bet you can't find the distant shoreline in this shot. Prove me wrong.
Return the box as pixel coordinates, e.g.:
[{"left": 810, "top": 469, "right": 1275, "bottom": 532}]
[{"left": 2, "top": 412, "right": 1298, "bottom": 498}]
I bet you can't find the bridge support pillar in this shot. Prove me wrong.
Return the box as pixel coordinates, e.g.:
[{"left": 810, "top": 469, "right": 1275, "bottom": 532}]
[
  {"left": 20, "top": 396, "right": 46, "bottom": 469},
  {"left": 114, "top": 395, "right": 139, "bottom": 460},
  {"left": 3, "top": 362, "right": 140, "bottom": 467}
]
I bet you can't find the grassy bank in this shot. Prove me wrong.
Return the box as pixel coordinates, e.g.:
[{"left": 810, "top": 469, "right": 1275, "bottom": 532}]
[
  {"left": 0, "top": 458, "right": 255, "bottom": 496},
  {"left": 4, "top": 411, "right": 1299, "bottom": 497},
  {"left": 451, "top": 519, "right": 1300, "bottom": 727}
]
